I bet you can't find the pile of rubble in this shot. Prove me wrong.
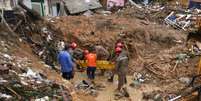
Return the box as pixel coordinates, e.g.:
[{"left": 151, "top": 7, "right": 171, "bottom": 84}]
[
  {"left": 0, "top": 39, "right": 72, "bottom": 100},
  {"left": 0, "top": 68, "right": 71, "bottom": 100},
  {"left": 0, "top": 0, "right": 201, "bottom": 100},
  {"left": 165, "top": 9, "right": 201, "bottom": 31},
  {"left": 75, "top": 80, "right": 106, "bottom": 97}
]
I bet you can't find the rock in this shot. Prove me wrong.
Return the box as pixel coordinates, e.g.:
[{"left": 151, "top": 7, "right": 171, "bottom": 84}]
[
  {"left": 0, "top": 93, "right": 12, "bottom": 99},
  {"left": 35, "top": 96, "right": 49, "bottom": 101},
  {"left": 0, "top": 65, "right": 9, "bottom": 75},
  {"left": 0, "top": 78, "right": 8, "bottom": 84},
  {"left": 129, "top": 80, "right": 141, "bottom": 88},
  {"left": 154, "top": 94, "right": 163, "bottom": 101},
  {"left": 83, "top": 10, "right": 94, "bottom": 17},
  {"left": 22, "top": 68, "right": 43, "bottom": 80},
  {"left": 179, "top": 77, "right": 191, "bottom": 84},
  {"left": 3, "top": 54, "right": 12, "bottom": 60},
  {"left": 143, "top": 90, "right": 163, "bottom": 100},
  {"left": 121, "top": 87, "right": 129, "bottom": 97}
]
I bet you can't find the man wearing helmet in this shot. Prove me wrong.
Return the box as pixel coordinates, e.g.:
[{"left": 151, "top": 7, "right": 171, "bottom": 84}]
[
  {"left": 69, "top": 42, "right": 77, "bottom": 57},
  {"left": 115, "top": 46, "right": 129, "bottom": 91},
  {"left": 108, "top": 42, "right": 126, "bottom": 82}
]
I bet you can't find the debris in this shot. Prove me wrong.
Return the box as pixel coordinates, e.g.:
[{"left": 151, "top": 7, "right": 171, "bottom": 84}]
[
  {"left": 35, "top": 96, "right": 49, "bottom": 101},
  {"left": 1, "top": 0, "right": 201, "bottom": 101},
  {"left": 164, "top": 9, "right": 201, "bottom": 30},
  {"left": 144, "top": 63, "right": 166, "bottom": 80},
  {"left": 196, "top": 41, "right": 201, "bottom": 50},
  {"left": 6, "top": 87, "right": 21, "bottom": 99},
  {"left": 18, "top": 0, "right": 42, "bottom": 20},
  {"left": 114, "top": 92, "right": 124, "bottom": 100},
  {"left": 96, "top": 10, "right": 112, "bottom": 16},
  {"left": 0, "top": 78, "right": 8, "bottom": 84},
  {"left": 143, "top": 90, "right": 163, "bottom": 101},
  {"left": 168, "top": 95, "right": 182, "bottom": 101},
  {"left": 172, "top": 61, "right": 178, "bottom": 72},
  {"left": 188, "top": 0, "right": 201, "bottom": 9},
  {"left": 63, "top": 0, "right": 102, "bottom": 14},
  {"left": 3, "top": 54, "right": 12, "bottom": 60},
  {"left": 0, "top": 65, "right": 9, "bottom": 75},
  {"left": 83, "top": 10, "right": 94, "bottom": 17},
  {"left": 0, "top": 93, "right": 12, "bottom": 99},
  {"left": 128, "top": 0, "right": 142, "bottom": 9},
  {"left": 179, "top": 77, "right": 191, "bottom": 84},
  {"left": 19, "top": 68, "right": 43, "bottom": 81},
  {"left": 75, "top": 80, "right": 90, "bottom": 89},
  {"left": 175, "top": 53, "right": 189, "bottom": 63},
  {"left": 75, "top": 80, "right": 104, "bottom": 97}
]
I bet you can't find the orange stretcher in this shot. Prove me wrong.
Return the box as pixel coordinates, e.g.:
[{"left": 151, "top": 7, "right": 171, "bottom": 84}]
[{"left": 76, "top": 60, "right": 115, "bottom": 70}]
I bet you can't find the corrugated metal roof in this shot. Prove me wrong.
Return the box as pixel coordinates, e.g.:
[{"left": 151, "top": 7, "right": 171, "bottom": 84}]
[{"left": 64, "top": 0, "right": 102, "bottom": 14}]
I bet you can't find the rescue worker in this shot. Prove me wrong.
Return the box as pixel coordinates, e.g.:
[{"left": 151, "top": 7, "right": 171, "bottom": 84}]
[
  {"left": 69, "top": 42, "right": 77, "bottom": 57},
  {"left": 85, "top": 47, "right": 97, "bottom": 82},
  {"left": 58, "top": 44, "right": 75, "bottom": 80},
  {"left": 115, "top": 46, "right": 129, "bottom": 97},
  {"left": 108, "top": 41, "right": 124, "bottom": 82},
  {"left": 95, "top": 44, "right": 110, "bottom": 75},
  {"left": 115, "top": 46, "right": 129, "bottom": 91},
  {"left": 84, "top": 49, "right": 89, "bottom": 59},
  {"left": 116, "top": 42, "right": 124, "bottom": 48}
]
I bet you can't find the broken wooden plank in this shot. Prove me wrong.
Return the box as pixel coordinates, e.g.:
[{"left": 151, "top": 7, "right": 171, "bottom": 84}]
[
  {"left": 13, "top": 20, "right": 22, "bottom": 31},
  {"left": 144, "top": 63, "right": 166, "bottom": 80},
  {"left": 172, "top": 61, "right": 179, "bottom": 72},
  {"left": 6, "top": 87, "right": 21, "bottom": 100}
]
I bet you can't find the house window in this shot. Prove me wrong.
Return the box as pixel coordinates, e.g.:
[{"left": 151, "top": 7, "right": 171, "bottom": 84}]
[
  {"left": 32, "top": 2, "right": 44, "bottom": 16},
  {"left": 52, "top": 3, "right": 60, "bottom": 16}
]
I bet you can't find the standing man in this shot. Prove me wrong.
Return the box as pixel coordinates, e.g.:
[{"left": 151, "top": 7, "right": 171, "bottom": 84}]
[
  {"left": 115, "top": 46, "right": 129, "bottom": 94},
  {"left": 108, "top": 41, "right": 124, "bottom": 82},
  {"left": 86, "top": 47, "right": 97, "bottom": 82},
  {"left": 58, "top": 44, "right": 75, "bottom": 80}
]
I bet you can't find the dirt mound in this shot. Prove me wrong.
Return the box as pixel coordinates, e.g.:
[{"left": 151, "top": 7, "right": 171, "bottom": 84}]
[{"left": 52, "top": 15, "right": 186, "bottom": 73}]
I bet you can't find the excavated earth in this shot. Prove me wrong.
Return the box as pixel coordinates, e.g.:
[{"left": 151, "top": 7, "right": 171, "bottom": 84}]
[
  {"left": 49, "top": 12, "right": 199, "bottom": 100},
  {"left": 0, "top": 7, "right": 200, "bottom": 101}
]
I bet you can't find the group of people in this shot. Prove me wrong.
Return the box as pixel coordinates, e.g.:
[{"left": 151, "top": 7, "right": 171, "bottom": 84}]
[
  {"left": 57, "top": 42, "right": 97, "bottom": 82},
  {"left": 57, "top": 41, "right": 129, "bottom": 93}
]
